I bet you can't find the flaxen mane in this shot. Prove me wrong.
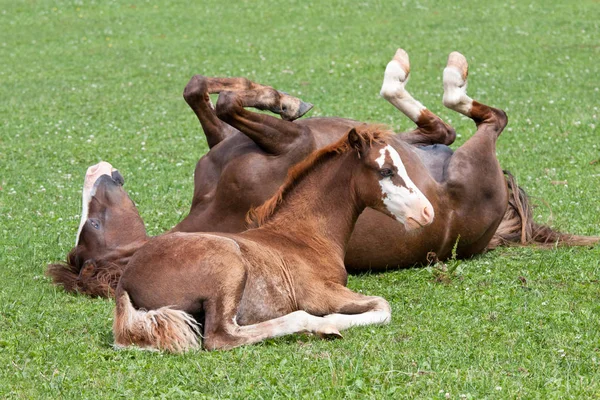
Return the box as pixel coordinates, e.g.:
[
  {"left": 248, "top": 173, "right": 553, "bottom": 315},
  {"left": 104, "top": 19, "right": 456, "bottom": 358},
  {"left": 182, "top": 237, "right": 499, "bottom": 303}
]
[{"left": 247, "top": 124, "right": 393, "bottom": 227}]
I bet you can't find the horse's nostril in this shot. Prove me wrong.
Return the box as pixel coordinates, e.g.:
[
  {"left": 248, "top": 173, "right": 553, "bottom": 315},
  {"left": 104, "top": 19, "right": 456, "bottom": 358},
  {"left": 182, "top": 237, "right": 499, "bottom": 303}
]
[{"left": 422, "top": 206, "right": 433, "bottom": 222}]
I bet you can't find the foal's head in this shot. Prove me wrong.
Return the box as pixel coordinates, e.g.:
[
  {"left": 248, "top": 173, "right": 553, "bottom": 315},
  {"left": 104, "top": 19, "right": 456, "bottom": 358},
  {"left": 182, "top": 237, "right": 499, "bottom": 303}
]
[
  {"left": 47, "top": 162, "right": 147, "bottom": 296},
  {"left": 348, "top": 126, "right": 434, "bottom": 230},
  {"left": 73, "top": 162, "right": 147, "bottom": 259}
]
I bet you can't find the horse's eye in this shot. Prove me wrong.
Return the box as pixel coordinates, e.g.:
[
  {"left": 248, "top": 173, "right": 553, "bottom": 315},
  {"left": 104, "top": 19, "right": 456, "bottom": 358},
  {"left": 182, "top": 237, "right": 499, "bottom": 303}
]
[
  {"left": 379, "top": 168, "right": 394, "bottom": 178},
  {"left": 89, "top": 219, "right": 100, "bottom": 230}
]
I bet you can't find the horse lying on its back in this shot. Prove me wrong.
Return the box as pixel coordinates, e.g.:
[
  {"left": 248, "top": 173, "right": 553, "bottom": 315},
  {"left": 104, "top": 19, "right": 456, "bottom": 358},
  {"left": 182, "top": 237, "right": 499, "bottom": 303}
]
[{"left": 47, "top": 50, "right": 600, "bottom": 298}]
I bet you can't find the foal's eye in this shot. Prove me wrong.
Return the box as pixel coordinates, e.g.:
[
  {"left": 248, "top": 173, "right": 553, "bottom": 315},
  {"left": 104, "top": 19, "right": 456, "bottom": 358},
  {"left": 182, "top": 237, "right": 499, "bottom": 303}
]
[
  {"left": 379, "top": 168, "right": 394, "bottom": 178},
  {"left": 88, "top": 219, "right": 100, "bottom": 230}
]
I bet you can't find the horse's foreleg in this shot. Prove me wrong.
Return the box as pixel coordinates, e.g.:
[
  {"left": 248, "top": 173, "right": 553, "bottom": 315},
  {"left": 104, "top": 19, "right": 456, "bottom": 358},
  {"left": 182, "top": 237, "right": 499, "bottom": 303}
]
[
  {"left": 215, "top": 90, "right": 315, "bottom": 156},
  {"left": 381, "top": 49, "right": 456, "bottom": 146},
  {"left": 183, "top": 75, "right": 237, "bottom": 149}
]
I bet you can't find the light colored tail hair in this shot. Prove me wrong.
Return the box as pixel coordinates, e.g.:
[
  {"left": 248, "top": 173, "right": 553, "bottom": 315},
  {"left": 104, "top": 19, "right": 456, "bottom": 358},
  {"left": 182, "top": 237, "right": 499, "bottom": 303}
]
[{"left": 113, "top": 289, "right": 201, "bottom": 353}]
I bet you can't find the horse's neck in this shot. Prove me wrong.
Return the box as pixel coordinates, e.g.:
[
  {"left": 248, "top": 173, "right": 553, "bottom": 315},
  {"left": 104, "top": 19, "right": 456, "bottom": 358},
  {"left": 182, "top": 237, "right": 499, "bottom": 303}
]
[{"left": 264, "top": 154, "right": 362, "bottom": 258}]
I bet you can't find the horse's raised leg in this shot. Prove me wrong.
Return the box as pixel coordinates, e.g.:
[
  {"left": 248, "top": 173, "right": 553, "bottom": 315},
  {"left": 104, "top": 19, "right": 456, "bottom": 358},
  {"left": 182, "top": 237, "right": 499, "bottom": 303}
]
[
  {"left": 183, "top": 76, "right": 237, "bottom": 149},
  {"left": 442, "top": 52, "right": 509, "bottom": 255},
  {"left": 380, "top": 49, "right": 456, "bottom": 146},
  {"left": 184, "top": 76, "right": 313, "bottom": 149},
  {"left": 215, "top": 88, "right": 315, "bottom": 155}
]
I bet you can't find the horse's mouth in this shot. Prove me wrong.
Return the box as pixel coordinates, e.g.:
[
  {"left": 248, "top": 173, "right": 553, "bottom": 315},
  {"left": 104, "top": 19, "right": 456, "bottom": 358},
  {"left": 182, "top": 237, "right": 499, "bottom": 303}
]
[{"left": 405, "top": 217, "right": 427, "bottom": 230}]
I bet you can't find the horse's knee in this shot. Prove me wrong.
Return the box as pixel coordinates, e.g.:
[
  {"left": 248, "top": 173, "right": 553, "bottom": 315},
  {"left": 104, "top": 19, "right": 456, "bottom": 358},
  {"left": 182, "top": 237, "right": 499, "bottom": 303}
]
[
  {"left": 492, "top": 108, "right": 508, "bottom": 131},
  {"left": 183, "top": 75, "right": 209, "bottom": 103},
  {"left": 215, "top": 91, "right": 241, "bottom": 122},
  {"left": 433, "top": 121, "right": 457, "bottom": 145},
  {"left": 473, "top": 103, "right": 508, "bottom": 132}
]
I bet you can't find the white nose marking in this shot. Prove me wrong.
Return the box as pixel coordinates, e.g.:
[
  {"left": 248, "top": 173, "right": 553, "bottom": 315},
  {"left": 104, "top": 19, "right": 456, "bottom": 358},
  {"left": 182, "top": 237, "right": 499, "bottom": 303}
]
[
  {"left": 377, "top": 145, "right": 434, "bottom": 223},
  {"left": 75, "top": 161, "right": 114, "bottom": 245}
]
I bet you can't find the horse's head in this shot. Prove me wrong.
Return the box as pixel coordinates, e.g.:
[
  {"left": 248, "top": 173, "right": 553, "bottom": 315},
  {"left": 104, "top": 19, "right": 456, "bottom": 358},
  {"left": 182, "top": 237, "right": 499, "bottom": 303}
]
[
  {"left": 46, "top": 162, "right": 148, "bottom": 297},
  {"left": 348, "top": 127, "right": 434, "bottom": 230},
  {"left": 74, "top": 162, "right": 147, "bottom": 259}
]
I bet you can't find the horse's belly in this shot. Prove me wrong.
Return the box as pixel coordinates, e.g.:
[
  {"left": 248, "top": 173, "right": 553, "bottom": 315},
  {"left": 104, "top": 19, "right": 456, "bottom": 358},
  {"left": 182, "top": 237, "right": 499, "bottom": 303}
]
[{"left": 344, "top": 208, "right": 453, "bottom": 271}]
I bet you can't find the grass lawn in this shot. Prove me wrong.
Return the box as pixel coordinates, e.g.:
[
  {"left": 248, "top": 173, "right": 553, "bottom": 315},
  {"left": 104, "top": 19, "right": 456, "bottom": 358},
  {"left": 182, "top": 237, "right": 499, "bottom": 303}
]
[{"left": 1, "top": 0, "right": 599, "bottom": 398}]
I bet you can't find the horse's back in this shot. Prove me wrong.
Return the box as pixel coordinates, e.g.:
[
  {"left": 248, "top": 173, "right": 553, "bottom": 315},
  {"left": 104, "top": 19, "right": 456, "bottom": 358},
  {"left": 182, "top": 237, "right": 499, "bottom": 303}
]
[{"left": 121, "top": 232, "right": 245, "bottom": 311}]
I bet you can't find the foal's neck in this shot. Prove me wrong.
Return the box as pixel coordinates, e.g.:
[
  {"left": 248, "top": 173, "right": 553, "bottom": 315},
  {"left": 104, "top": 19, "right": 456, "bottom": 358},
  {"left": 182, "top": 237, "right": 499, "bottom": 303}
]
[{"left": 263, "top": 152, "right": 364, "bottom": 258}]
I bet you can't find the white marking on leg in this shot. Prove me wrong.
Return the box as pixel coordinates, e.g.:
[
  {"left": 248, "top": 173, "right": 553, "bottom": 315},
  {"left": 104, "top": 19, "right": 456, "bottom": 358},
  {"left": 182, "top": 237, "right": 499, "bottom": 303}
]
[
  {"left": 443, "top": 52, "right": 473, "bottom": 116},
  {"left": 380, "top": 50, "right": 426, "bottom": 122},
  {"left": 324, "top": 310, "right": 391, "bottom": 330}
]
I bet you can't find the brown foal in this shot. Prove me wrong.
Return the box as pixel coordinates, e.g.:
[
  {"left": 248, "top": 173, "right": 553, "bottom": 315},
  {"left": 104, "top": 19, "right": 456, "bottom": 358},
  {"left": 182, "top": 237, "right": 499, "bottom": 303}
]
[
  {"left": 113, "top": 126, "right": 433, "bottom": 352},
  {"left": 47, "top": 50, "right": 599, "bottom": 297}
]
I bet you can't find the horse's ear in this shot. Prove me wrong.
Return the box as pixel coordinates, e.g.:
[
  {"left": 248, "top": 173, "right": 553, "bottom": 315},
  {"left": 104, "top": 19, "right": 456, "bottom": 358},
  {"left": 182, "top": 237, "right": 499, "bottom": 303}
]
[{"left": 348, "top": 128, "right": 366, "bottom": 156}]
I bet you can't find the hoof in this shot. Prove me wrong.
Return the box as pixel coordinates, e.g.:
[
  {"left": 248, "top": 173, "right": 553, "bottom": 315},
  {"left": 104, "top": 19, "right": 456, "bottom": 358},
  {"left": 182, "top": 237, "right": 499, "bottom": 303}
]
[
  {"left": 281, "top": 100, "right": 313, "bottom": 121},
  {"left": 296, "top": 101, "right": 314, "bottom": 119},
  {"left": 392, "top": 48, "right": 410, "bottom": 78},
  {"left": 316, "top": 326, "right": 343, "bottom": 340},
  {"left": 446, "top": 52, "right": 468, "bottom": 81},
  {"left": 380, "top": 48, "right": 411, "bottom": 99}
]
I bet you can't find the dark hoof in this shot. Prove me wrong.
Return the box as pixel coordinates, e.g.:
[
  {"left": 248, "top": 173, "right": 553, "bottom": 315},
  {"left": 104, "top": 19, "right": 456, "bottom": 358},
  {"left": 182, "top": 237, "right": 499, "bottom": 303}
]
[
  {"left": 297, "top": 101, "right": 314, "bottom": 119},
  {"left": 281, "top": 101, "right": 314, "bottom": 121}
]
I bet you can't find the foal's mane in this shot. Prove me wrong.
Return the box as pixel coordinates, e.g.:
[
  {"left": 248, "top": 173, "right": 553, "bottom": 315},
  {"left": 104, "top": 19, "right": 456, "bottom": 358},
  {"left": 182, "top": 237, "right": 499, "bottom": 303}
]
[{"left": 247, "top": 124, "right": 392, "bottom": 227}]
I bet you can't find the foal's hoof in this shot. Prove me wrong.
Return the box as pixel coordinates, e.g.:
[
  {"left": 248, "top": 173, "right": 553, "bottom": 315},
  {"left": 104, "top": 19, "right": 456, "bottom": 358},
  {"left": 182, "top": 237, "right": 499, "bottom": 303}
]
[
  {"left": 317, "top": 326, "right": 343, "bottom": 340},
  {"left": 446, "top": 52, "right": 468, "bottom": 81}
]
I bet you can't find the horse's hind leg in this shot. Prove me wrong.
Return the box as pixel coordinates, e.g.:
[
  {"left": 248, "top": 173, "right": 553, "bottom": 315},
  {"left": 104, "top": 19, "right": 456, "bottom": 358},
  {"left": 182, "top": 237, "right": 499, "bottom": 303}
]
[
  {"left": 380, "top": 49, "right": 456, "bottom": 146},
  {"left": 202, "top": 300, "right": 341, "bottom": 351},
  {"left": 304, "top": 282, "right": 391, "bottom": 331},
  {"left": 215, "top": 89, "right": 315, "bottom": 156},
  {"left": 442, "top": 52, "right": 509, "bottom": 254}
]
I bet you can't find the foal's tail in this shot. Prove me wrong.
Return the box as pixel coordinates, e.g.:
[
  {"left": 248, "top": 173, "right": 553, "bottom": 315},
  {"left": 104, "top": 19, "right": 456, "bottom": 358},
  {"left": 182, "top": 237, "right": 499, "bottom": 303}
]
[
  {"left": 487, "top": 171, "right": 600, "bottom": 249},
  {"left": 113, "top": 287, "right": 201, "bottom": 353}
]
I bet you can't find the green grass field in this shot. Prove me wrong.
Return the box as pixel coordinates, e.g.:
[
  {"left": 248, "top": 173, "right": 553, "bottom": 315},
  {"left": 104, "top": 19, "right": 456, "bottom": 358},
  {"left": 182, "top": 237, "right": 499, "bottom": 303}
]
[{"left": 2, "top": 0, "right": 599, "bottom": 398}]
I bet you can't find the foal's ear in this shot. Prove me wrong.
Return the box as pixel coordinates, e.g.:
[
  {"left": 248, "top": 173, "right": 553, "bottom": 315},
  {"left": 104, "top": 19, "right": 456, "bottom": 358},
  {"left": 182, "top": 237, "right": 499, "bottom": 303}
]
[{"left": 348, "top": 128, "right": 366, "bottom": 156}]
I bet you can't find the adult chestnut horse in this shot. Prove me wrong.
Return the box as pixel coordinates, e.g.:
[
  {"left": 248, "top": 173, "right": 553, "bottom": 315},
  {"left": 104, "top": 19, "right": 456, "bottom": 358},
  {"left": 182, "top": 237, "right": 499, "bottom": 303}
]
[
  {"left": 47, "top": 50, "right": 599, "bottom": 298},
  {"left": 114, "top": 125, "right": 435, "bottom": 352}
]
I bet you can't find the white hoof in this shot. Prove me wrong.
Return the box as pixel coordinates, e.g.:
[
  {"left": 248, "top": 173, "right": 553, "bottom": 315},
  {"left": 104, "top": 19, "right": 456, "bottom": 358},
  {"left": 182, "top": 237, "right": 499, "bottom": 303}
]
[
  {"left": 443, "top": 51, "right": 472, "bottom": 115},
  {"left": 380, "top": 48, "right": 411, "bottom": 99}
]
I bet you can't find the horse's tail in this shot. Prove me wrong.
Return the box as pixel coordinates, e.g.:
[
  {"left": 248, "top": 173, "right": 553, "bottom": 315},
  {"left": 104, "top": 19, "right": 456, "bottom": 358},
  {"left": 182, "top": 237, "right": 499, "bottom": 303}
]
[
  {"left": 45, "top": 253, "right": 122, "bottom": 298},
  {"left": 113, "top": 286, "right": 201, "bottom": 353},
  {"left": 487, "top": 171, "right": 600, "bottom": 250}
]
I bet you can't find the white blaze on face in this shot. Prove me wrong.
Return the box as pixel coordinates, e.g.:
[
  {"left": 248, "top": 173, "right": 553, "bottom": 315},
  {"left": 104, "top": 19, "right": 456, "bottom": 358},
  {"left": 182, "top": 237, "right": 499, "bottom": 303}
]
[
  {"left": 376, "top": 145, "right": 434, "bottom": 226},
  {"left": 75, "top": 161, "right": 114, "bottom": 245}
]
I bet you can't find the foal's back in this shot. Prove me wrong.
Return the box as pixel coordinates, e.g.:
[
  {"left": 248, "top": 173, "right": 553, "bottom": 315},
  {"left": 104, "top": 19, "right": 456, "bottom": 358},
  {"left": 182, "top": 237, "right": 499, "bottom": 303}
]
[{"left": 120, "top": 230, "right": 306, "bottom": 324}]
